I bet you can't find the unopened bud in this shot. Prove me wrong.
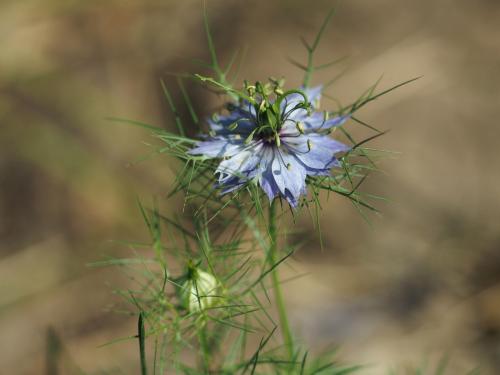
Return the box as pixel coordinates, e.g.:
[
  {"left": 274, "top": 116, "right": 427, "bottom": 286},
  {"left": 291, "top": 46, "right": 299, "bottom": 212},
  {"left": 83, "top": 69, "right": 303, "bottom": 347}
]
[{"left": 181, "top": 269, "right": 219, "bottom": 313}]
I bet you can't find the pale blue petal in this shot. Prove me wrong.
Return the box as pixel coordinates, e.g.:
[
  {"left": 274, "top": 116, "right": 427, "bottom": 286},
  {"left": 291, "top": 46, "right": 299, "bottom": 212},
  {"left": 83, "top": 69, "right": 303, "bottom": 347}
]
[
  {"left": 303, "top": 85, "right": 322, "bottom": 108},
  {"left": 303, "top": 113, "right": 348, "bottom": 131},
  {"left": 217, "top": 176, "right": 246, "bottom": 195},
  {"left": 216, "top": 142, "right": 263, "bottom": 183},
  {"left": 282, "top": 134, "right": 349, "bottom": 170},
  {"left": 280, "top": 113, "right": 348, "bottom": 135},
  {"left": 282, "top": 84, "right": 322, "bottom": 107},
  {"left": 208, "top": 109, "right": 256, "bottom": 136},
  {"left": 188, "top": 137, "right": 245, "bottom": 158},
  {"left": 257, "top": 147, "right": 280, "bottom": 202},
  {"left": 270, "top": 150, "right": 307, "bottom": 207}
]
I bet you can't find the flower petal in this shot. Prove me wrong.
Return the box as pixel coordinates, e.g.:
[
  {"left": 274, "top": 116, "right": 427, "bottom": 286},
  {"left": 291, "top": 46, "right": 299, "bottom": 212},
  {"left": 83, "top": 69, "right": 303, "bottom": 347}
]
[
  {"left": 188, "top": 137, "right": 246, "bottom": 158},
  {"left": 270, "top": 149, "right": 307, "bottom": 207},
  {"left": 304, "top": 85, "right": 322, "bottom": 108},
  {"left": 216, "top": 176, "right": 246, "bottom": 195},
  {"left": 208, "top": 108, "right": 256, "bottom": 136},
  {"left": 280, "top": 113, "right": 348, "bottom": 136},
  {"left": 279, "top": 85, "right": 320, "bottom": 122},
  {"left": 303, "top": 112, "right": 348, "bottom": 131},
  {"left": 257, "top": 147, "right": 280, "bottom": 202},
  {"left": 281, "top": 85, "right": 322, "bottom": 113},
  {"left": 282, "top": 134, "right": 349, "bottom": 170},
  {"left": 216, "top": 142, "right": 263, "bottom": 183}
]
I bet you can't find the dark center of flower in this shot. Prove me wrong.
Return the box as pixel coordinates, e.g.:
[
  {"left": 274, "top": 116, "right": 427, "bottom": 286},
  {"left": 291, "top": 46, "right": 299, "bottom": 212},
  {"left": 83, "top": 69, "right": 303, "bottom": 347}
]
[
  {"left": 239, "top": 80, "right": 312, "bottom": 147},
  {"left": 262, "top": 133, "right": 278, "bottom": 145}
]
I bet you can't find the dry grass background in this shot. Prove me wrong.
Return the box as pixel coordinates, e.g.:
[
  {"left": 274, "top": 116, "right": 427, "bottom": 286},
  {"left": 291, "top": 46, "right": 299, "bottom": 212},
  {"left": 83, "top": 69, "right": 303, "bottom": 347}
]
[{"left": 1, "top": 0, "right": 500, "bottom": 374}]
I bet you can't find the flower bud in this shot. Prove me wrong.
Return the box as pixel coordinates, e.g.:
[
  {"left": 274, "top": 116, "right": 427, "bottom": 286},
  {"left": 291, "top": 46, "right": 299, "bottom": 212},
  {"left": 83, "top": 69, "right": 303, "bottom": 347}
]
[{"left": 181, "top": 268, "right": 219, "bottom": 313}]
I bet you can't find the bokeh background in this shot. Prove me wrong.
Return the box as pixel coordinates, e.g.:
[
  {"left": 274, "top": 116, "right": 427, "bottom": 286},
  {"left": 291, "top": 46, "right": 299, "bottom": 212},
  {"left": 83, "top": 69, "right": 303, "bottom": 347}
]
[{"left": 2, "top": 0, "right": 500, "bottom": 373}]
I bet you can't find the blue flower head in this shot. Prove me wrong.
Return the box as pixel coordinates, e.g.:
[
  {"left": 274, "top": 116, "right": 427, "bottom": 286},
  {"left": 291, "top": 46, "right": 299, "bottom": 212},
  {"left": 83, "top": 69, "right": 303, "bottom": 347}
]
[{"left": 189, "top": 80, "right": 349, "bottom": 207}]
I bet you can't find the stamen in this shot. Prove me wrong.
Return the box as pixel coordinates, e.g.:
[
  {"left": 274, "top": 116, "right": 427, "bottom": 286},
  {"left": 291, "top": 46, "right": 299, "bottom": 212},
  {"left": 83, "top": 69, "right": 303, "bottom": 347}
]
[
  {"left": 259, "top": 100, "right": 267, "bottom": 113},
  {"left": 307, "top": 139, "right": 312, "bottom": 151},
  {"left": 244, "top": 128, "right": 257, "bottom": 144},
  {"left": 275, "top": 133, "right": 281, "bottom": 147}
]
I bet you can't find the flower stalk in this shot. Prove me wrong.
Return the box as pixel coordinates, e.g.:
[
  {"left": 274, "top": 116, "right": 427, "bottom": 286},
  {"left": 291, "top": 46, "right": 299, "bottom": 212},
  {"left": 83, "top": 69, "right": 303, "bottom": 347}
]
[{"left": 268, "top": 200, "right": 294, "bottom": 361}]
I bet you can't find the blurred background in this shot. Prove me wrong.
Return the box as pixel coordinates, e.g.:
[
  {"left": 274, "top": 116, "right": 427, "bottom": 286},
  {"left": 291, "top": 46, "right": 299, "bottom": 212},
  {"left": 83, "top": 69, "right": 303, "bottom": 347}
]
[{"left": 2, "top": 0, "right": 500, "bottom": 373}]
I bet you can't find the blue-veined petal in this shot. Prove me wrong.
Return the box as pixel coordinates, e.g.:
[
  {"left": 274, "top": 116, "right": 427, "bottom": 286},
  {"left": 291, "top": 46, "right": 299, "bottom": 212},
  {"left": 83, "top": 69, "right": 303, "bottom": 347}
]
[
  {"left": 304, "top": 85, "right": 322, "bottom": 109},
  {"left": 270, "top": 150, "right": 307, "bottom": 207},
  {"left": 280, "top": 113, "right": 348, "bottom": 136},
  {"left": 188, "top": 137, "right": 246, "bottom": 158},
  {"left": 257, "top": 147, "right": 280, "bottom": 202},
  {"left": 282, "top": 134, "right": 349, "bottom": 170},
  {"left": 216, "top": 142, "right": 264, "bottom": 183},
  {"left": 280, "top": 85, "right": 322, "bottom": 115},
  {"left": 208, "top": 110, "right": 256, "bottom": 136},
  {"left": 303, "top": 112, "right": 348, "bottom": 131}
]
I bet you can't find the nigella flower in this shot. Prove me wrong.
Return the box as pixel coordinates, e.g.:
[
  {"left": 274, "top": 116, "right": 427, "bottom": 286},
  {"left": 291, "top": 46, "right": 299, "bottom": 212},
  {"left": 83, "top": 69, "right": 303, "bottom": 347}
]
[{"left": 189, "top": 82, "right": 349, "bottom": 207}]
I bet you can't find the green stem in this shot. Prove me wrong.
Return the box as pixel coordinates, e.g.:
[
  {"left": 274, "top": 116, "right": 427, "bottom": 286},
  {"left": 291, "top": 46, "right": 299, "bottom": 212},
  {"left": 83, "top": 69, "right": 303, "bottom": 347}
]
[
  {"left": 303, "top": 50, "right": 314, "bottom": 88},
  {"left": 138, "top": 313, "right": 148, "bottom": 375},
  {"left": 268, "top": 201, "right": 294, "bottom": 360},
  {"left": 198, "top": 322, "right": 210, "bottom": 374}
]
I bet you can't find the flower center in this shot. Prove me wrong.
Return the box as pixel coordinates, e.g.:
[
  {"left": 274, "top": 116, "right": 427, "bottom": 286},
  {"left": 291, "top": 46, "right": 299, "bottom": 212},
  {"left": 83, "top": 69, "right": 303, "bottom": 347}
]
[{"left": 262, "top": 133, "right": 278, "bottom": 145}]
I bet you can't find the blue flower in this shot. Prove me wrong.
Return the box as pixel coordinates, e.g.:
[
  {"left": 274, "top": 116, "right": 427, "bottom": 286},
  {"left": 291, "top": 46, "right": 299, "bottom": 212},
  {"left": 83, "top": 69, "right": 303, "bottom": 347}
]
[{"left": 189, "top": 85, "right": 349, "bottom": 207}]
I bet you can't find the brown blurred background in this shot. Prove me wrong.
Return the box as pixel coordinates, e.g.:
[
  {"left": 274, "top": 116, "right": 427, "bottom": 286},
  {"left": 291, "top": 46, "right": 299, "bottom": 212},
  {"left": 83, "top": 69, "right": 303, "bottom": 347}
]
[{"left": 2, "top": 0, "right": 500, "bottom": 374}]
